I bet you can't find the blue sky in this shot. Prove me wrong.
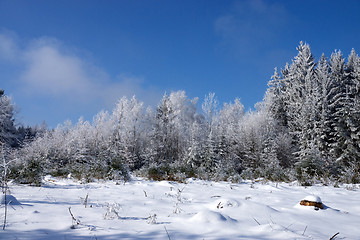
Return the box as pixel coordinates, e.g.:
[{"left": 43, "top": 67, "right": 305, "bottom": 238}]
[{"left": 1, "top": 0, "right": 360, "bottom": 128}]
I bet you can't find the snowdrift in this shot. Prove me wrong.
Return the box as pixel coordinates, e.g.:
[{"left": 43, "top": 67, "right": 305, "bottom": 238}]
[{"left": 1, "top": 194, "right": 21, "bottom": 205}]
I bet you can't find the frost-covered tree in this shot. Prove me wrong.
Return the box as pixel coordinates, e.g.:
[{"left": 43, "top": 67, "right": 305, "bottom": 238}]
[
  {"left": 237, "top": 111, "right": 270, "bottom": 178},
  {"left": 0, "top": 90, "right": 17, "bottom": 147},
  {"left": 68, "top": 118, "right": 104, "bottom": 180},
  {"left": 149, "top": 91, "right": 199, "bottom": 168},
  {"left": 328, "top": 50, "right": 359, "bottom": 171},
  {"left": 314, "top": 54, "right": 333, "bottom": 165},
  {"left": 150, "top": 93, "right": 177, "bottom": 166},
  {"left": 200, "top": 93, "right": 220, "bottom": 178},
  {"left": 5, "top": 43, "right": 360, "bottom": 184},
  {"left": 265, "top": 67, "right": 288, "bottom": 128},
  {"left": 187, "top": 120, "right": 205, "bottom": 170},
  {"left": 168, "top": 91, "right": 199, "bottom": 165},
  {"left": 263, "top": 66, "right": 296, "bottom": 170},
  {"left": 337, "top": 49, "right": 360, "bottom": 182},
  {"left": 92, "top": 110, "right": 127, "bottom": 180},
  {"left": 92, "top": 110, "right": 114, "bottom": 159},
  {"left": 344, "top": 49, "right": 360, "bottom": 160},
  {"left": 112, "top": 96, "right": 145, "bottom": 170},
  {"left": 262, "top": 43, "right": 360, "bottom": 183},
  {"left": 277, "top": 42, "right": 326, "bottom": 180},
  {"left": 217, "top": 98, "right": 245, "bottom": 176},
  {"left": 287, "top": 42, "right": 317, "bottom": 154}
]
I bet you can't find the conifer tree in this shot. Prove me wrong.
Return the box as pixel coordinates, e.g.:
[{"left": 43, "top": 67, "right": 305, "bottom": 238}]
[
  {"left": 328, "top": 51, "right": 351, "bottom": 166},
  {"left": 0, "top": 90, "right": 17, "bottom": 147},
  {"left": 315, "top": 54, "right": 333, "bottom": 165}
]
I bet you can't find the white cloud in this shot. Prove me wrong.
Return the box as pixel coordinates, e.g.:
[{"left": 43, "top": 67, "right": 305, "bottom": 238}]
[
  {"left": 0, "top": 31, "right": 19, "bottom": 62},
  {"left": 21, "top": 39, "right": 161, "bottom": 106},
  {"left": 0, "top": 31, "right": 162, "bottom": 126},
  {"left": 22, "top": 43, "right": 94, "bottom": 97}
]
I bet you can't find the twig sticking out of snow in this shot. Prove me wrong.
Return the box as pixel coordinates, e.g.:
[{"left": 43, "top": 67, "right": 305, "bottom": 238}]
[
  {"left": 210, "top": 195, "right": 221, "bottom": 198},
  {"left": 2, "top": 193, "right": 7, "bottom": 230},
  {"left": 84, "top": 193, "right": 89, "bottom": 208},
  {"left": 173, "top": 186, "right": 185, "bottom": 214},
  {"left": 1, "top": 145, "right": 11, "bottom": 231},
  {"left": 329, "top": 232, "right": 340, "bottom": 240},
  {"left": 68, "top": 207, "right": 80, "bottom": 229},
  {"left": 302, "top": 226, "right": 307, "bottom": 236},
  {"left": 80, "top": 193, "right": 89, "bottom": 208},
  {"left": 164, "top": 226, "right": 171, "bottom": 240}
]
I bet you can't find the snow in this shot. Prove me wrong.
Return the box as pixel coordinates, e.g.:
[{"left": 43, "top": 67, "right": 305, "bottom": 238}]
[
  {"left": 1, "top": 177, "right": 360, "bottom": 239},
  {"left": 190, "top": 210, "right": 237, "bottom": 224},
  {"left": 1, "top": 194, "right": 21, "bottom": 205},
  {"left": 302, "top": 195, "right": 322, "bottom": 203}
]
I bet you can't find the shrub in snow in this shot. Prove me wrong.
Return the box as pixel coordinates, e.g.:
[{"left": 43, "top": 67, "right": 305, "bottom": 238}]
[
  {"left": 240, "top": 168, "right": 255, "bottom": 180},
  {"left": 147, "top": 214, "right": 157, "bottom": 224},
  {"left": 295, "top": 165, "right": 323, "bottom": 186},
  {"left": 339, "top": 162, "right": 360, "bottom": 184},
  {"left": 107, "top": 159, "right": 131, "bottom": 182},
  {"left": 17, "top": 158, "right": 43, "bottom": 186},
  {"left": 103, "top": 203, "right": 121, "bottom": 220},
  {"left": 173, "top": 187, "right": 186, "bottom": 214},
  {"left": 146, "top": 164, "right": 169, "bottom": 181},
  {"left": 143, "top": 163, "right": 193, "bottom": 182},
  {"left": 299, "top": 195, "right": 324, "bottom": 210}
]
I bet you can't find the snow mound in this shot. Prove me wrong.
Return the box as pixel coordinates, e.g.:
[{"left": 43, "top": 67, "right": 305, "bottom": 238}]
[
  {"left": 296, "top": 195, "right": 324, "bottom": 210},
  {"left": 1, "top": 194, "right": 21, "bottom": 205},
  {"left": 157, "top": 181, "right": 175, "bottom": 187},
  {"left": 190, "top": 210, "right": 237, "bottom": 224},
  {"left": 210, "top": 198, "right": 240, "bottom": 210},
  {"left": 302, "top": 195, "right": 322, "bottom": 203}
]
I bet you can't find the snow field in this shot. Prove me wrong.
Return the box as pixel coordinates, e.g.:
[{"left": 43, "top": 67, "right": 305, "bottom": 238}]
[{"left": 0, "top": 177, "right": 360, "bottom": 239}]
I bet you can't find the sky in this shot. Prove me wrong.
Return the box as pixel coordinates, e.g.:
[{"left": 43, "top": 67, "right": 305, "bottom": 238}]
[{"left": 1, "top": 0, "right": 360, "bottom": 128}]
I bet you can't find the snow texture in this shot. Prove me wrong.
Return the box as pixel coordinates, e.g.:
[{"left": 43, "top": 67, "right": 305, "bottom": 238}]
[{"left": 0, "top": 177, "right": 359, "bottom": 239}]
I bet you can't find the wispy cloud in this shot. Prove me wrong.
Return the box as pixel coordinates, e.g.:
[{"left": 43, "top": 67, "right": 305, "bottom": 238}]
[
  {"left": 0, "top": 31, "right": 19, "bottom": 62},
  {"left": 22, "top": 40, "right": 96, "bottom": 98},
  {"left": 215, "top": 0, "right": 289, "bottom": 55},
  {"left": 0, "top": 31, "right": 161, "bottom": 126}
]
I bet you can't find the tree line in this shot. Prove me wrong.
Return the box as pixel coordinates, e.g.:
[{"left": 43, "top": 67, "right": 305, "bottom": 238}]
[{"left": 1, "top": 42, "right": 359, "bottom": 185}]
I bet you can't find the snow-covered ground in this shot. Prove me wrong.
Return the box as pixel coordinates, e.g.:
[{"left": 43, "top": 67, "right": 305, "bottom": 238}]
[{"left": 1, "top": 176, "right": 359, "bottom": 240}]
